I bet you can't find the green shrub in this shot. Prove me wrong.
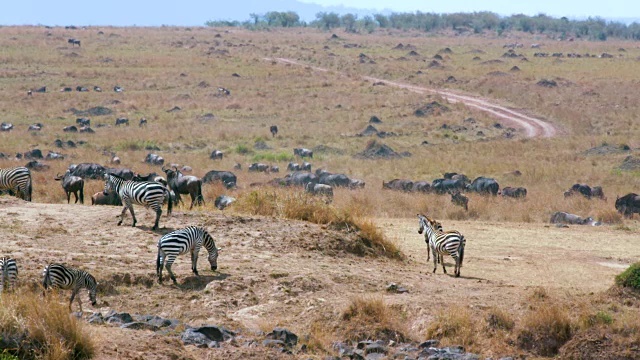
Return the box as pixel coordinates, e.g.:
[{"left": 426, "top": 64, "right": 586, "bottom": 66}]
[
  {"left": 615, "top": 262, "right": 640, "bottom": 290},
  {"left": 235, "top": 144, "right": 252, "bottom": 155}
]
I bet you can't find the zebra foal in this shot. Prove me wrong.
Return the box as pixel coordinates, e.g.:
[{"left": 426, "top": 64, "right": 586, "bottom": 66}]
[
  {"left": 104, "top": 173, "right": 172, "bottom": 230},
  {"left": 42, "top": 263, "right": 97, "bottom": 311},
  {"left": 0, "top": 257, "right": 18, "bottom": 291},
  {"left": 157, "top": 226, "right": 220, "bottom": 284},
  {"left": 0, "top": 166, "right": 32, "bottom": 201},
  {"left": 417, "top": 214, "right": 466, "bottom": 277}
]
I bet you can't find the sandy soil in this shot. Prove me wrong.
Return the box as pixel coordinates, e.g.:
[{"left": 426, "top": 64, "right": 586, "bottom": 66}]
[
  {"left": 269, "top": 57, "right": 559, "bottom": 138},
  {"left": 0, "top": 196, "right": 636, "bottom": 359}
]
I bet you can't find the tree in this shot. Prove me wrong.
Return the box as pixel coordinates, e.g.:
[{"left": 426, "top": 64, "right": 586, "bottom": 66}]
[{"left": 341, "top": 13, "right": 357, "bottom": 33}]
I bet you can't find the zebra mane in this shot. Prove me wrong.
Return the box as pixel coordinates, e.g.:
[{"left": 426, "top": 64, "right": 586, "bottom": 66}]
[{"left": 107, "top": 172, "right": 126, "bottom": 180}]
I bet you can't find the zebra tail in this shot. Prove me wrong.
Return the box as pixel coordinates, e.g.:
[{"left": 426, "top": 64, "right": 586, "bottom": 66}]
[
  {"left": 197, "top": 181, "right": 205, "bottom": 206},
  {"left": 27, "top": 176, "right": 33, "bottom": 202},
  {"left": 42, "top": 264, "right": 50, "bottom": 290},
  {"left": 458, "top": 237, "right": 465, "bottom": 267},
  {"left": 166, "top": 188, "right": 173, "bottom": 216},
  {"left": 156, "top": 247, "right": 162, "bottom": 274}
]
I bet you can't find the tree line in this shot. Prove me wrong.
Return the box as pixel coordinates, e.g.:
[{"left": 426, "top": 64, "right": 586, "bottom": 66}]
[{"left": 206, "top": 11, "right": 640, "bottom": 41}]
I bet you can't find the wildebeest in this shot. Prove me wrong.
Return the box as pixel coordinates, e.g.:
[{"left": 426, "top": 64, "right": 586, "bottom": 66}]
[
  {"left": 61, "top": 87, "right": 73, "bottom": 92},
  {"left": 67, "top": 38, "right": 81, "bottom": 47},
  {"left": 217, "top": 87, "right": 230, "bottom": 96},
  {"left": 63, "top": 125, "right": 78, "bottom": 132},
  {"left": 93, "top": 86, "right": 102, "bottom": 92},
  {"left": 45, "top": 151, "right": 64, "bottom": 161},
  {"left": 305, "top": 183, "right": 334, "bottom": 199},
  {"left": 270, "top": 165, "right": 279, "bottom": 173},
  {"left": 293, "top": 148, "right": 313, "bottom": 159},
  {"left": 202, "top": 170, "right": 237, "bottom": 189},
  {"left": 432, "top": 178, "right": 466, "bottom": 194},
  {"left": 301, "top": 162, "right": 312, "bottom": 171},
  {"left": 110, "top": 156, "right": 121, "bottom": 165},
  {"left": 412, "top": 181, "right": 432, "bottom": 193},
  {"left": 233, "top": 163, "right": 242, "bottom": 170},
  {"left": 270, "top": 125, "right": 278, "bottom": 137},
  {"left": 466, "top": 176, "right": 500, "bottom": 196},
  {"left": 25, "top": 160, "right": 50, "bottom": 171},
  {"left": 139, "top": 118, "right": 147, "bottom": 127},
  {"left": 319, "top": 173, "right": 351, "bottom": 188},
  {"left": 451, "top": 191, "right": 469, "bottom": 211},
  {"left": 214, "top": 195, "right": 236, "bottom": 210},
  {"left": 285, "top": 172, "right": 318, "bottom": 187},
  {"left": 1, "top": 123, "right": 14, "bottom": 132},
  {"left": 180, "top": 166, "right": 192, "bottom": 173},
  {"left": 248, "top": 163, "right": 269, "bottom": 173},
  {"left": 144, "top": 153, "right": 164, "bottom": 166},
  {"left": 55, "top": 171, "right": 84, "bottom": 204},
  {"left": 209, "top": 150, "right": 223, "bottom": 160},
  {"left": 113, "top": 86, "right": 123, "bottom": 93},
  {"left": 550, "top": 211, "right": 601, "bottom": 226},
  {"left": 349, "top": 179, "right": 366, "bottom": 189},
  {"left": 23, "top": 149, "right": 43, "bottom": 160},
  {"left": 287, "top": 162, "right": 301, "bottom": 171},
  {"left": 564, "top": 184, "right": 592, "bottom": 199},
  {"left": 34, "top": 86, "right": 46, "bottom": 93},
  {"left": 162, "top": 166, "right": 204, "bottom": 209},
  {"left": 76, "top": 117, "right": 90, "bottom": 127},
  {"left": 115, "top": 117, "right": 129, "bottom": 126},
  {"left": 591, "top": 186, "right": 606, "bottom": 200},
  {"left": 28, "top": 123, "right": 43, "bottom": 131},
  {"left": 67, "top": 163, "right": 107, "bottom": 180},
  {"left": 500, "top": 186, "right": 527, "bottom": 199},
  {"left": 383, "top": 179, "right": 414, "bottom": 192},
  {"left": 615, "top": 193, "right": 640, "bottom": 218},
  {"left": 105, "top": 167, "right": 134, "bottom": 181},
  {"left": 79, "top": 126, "right": 94, "bottom": 133},
  {"left": 76, "top": 86, "right": 89, "bottom": 92},
  {"left": 91, "top": 191, "right": 122, "bottom": 206}
]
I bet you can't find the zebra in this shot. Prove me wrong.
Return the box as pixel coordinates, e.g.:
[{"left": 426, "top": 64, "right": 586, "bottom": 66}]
[
  {"left": 417, "top": 214, "right": 466, "bottom": 277},
  {"left": 42, "top": 263, "right": 97, "bottom": 311},
  {"left": 104, "top": 173, "right": 172, "bottom": 230},
  {"left": 157, "top": 226, "right": 220, "bottom": 285},
  {"left": 423, "top": 220, "right": 444, "bottom": 264},
  {"left": 0, "top": 257, "right": 18, "bottom": 291},
  {"left": 0, "top": 166, "right": 32, "bottom": 201}
]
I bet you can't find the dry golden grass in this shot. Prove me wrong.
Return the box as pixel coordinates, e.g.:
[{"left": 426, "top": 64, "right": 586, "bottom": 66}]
[
  {"left": 0, "top": 289, "right": 95, "bottom": 359},
  {"left": 339, "top": 296, "right": 411, "bottom": 343},
  {"left": 425, "top": 306, "right": 479, "bottom": 351},
  {"left": 517, "top": 292, "right": 573, "bottom": 356}
]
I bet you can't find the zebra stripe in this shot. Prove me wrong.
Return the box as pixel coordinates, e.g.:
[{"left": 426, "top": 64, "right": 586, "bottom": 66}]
[
  {"left": 417, "top": 214, "right": 466, "bottom": 277},
  {"left": 0, "top": 167, "right": 32, "bottom": 201},
  {"left": 0, "top": 257, "right": 18, "bottom": 291},
  {"left": 157, "top": 226, "right": 219, "bottom": 284},
  {"left": 104, "top": 173, "right": 172, "bottom": 230},
  {"left": 42, "top": 263, "right": 97, "bottom": 311}
]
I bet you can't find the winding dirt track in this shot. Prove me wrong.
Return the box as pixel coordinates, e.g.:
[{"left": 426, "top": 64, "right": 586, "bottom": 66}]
[{"left": 269, "top": 57, "right": 558, "bottom": 138}]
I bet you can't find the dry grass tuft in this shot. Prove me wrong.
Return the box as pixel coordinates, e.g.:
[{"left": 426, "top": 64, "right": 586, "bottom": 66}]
[
  {"left": 517, "top": 296, "right": 573, "bottom": 356},
  {"left": 0, "top": 289, "right": 95, "bottom": 359},
  {"left": 425, "top": 306, "right": 479, "bottom": 349},
  {"left": 596, "top": 209, "right": 623, "bottom": 224},
  {"left": 339, "top": 296, "right": 411, "bottom": 343},
  {"left": 236, "top": 188, "right": 403, "bottom": 259},
  {"left": 485, "top": 307, "right": 515, "bottom": 331}
]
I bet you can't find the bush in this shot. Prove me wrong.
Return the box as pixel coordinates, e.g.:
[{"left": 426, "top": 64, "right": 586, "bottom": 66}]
[
  {"left": 517, "top": 301, "right": 573, "bottom": 356},
  {"left": 426, "top": 306, "right": 478, "bottom": 348},
  {"left": 0, "top": 289, "right": 95, "bottom": 359},
  {"left": 236, "top": 189, "right": 402, "bottom": 259},
  {"left": 340, "top": 296, "right": 410, "bottom": 343},
  {"left": 235, "top": 143, "right": 252, "bottom": 155},
  {"left": 615, "top": 262, "right": 640, "bottom": 290}
]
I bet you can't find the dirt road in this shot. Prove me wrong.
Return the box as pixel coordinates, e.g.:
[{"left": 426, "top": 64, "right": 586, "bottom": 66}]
[{"left": 269, "top": 57, "right": 559, "bottom": 138}]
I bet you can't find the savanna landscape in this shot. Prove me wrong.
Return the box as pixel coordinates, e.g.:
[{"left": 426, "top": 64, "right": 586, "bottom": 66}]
[{"left": 1, "top": 19, "right": 640, "bottom": 360}]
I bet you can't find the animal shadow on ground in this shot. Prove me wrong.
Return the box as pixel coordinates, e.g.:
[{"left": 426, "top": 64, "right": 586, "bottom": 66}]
[
  {"left": 136, "top": 225, "right": 178, "bottom": 234},
  {"left": 177, "top": 272, "right": 230, "bottom": 291}
]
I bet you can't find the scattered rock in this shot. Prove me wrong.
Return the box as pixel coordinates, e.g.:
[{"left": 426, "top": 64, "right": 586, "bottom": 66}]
[
  {"left": 480, "top": 59, "right": 504, "bottom": 65},
  {"left": 487, "top": 71, "right": 509, "bottom": 77},
  {"left": 266, "top": 328, "right": 298, "bottom": 347},
  {"left": 445, "top": 75, "right": 457, "bottom": 83},
  {"left": 369, "top": 116, "right": 382, "bottom": 124},
  {"left": 167, "top": 106, "right": 182, "bottom": 113},
  {"left": 537, "top": 79, "right": 557, "bottom": 88},
  {"left": 69, "top": 106, "right": 113, "bottom": 116},
  {"left": 415, "top": 101, "right": 450, "bottom": 117},
  {"left": 197, "top": 113, "right": 216, "bottom": 122},
  {"left": 254, "top": 140, "right": 271, "bottom": 150},
  {"left": 581, "top": 144, "right": 631, "bottom": 156},
  {"left": 105, "top": 311, "right": 134, "bottom": 324},
  {"left": 510, "top": 66, "right": 521, "bottom": 72},
  {"left": 87, "top": 312, "right": 104, "bottom": 325},
  {"left": 427, "top": 60, "right": 443, "bottom": 68},
  {"left": 386, "top": 283, "right": 409, "bottom": 294},
  {"left": 619, "top": 155, "right": 640, "bottom": 171},
  {"left": 407, "top": 50, "right": 420, "bottom": 56},
  {"left": 354, "top": 140, "right": 407, "bottom": 160},
  {"left": 120, "top": 322, "right": 159, "bottom": 331},
  {"left": 360, "top": 125, "right": 379, "bottom": 136}
]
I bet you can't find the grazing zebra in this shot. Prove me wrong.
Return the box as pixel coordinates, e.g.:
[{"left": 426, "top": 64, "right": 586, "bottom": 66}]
[
  {"left": 417, "top": 214, "right": 466, "bottom": 277},
  {"left": 104, "top": 173, "right": 172, "bottom": 230},
  {"left": 157, "top": 226, "right": 220, "bottom": 284},
  {"left": 0, "top": 257, "right": 18, "bottom": 291},
  {"left": 0, "top": 166, "right": 32, "bottom": 201},
  {"left": 42, "top": 263, "right": 97, "bottom": 311}
]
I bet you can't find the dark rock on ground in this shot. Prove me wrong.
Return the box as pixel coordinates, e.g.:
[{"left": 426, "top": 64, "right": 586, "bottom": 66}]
[
  {"left": 104, "top": 311, "right": 134, "bottom": 324},
  {"left": 120, "top": 322, "right": 160, "bottom": 331},
  {"left": 266, "top": 328, "right": 298, "bottom": 347}
]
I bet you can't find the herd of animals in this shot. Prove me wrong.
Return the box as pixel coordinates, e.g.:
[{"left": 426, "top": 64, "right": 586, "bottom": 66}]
[{"left": 1, "top": 144, "right": 640, "bottom": 310}]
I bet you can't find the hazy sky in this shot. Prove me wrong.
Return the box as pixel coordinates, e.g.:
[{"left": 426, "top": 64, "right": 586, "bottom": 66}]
[
  {"left": 0, "top": 0, "right": 635, "bottom": 26},
  {"left": 299, "top": 0, "right": 631, "bottom": 18}
]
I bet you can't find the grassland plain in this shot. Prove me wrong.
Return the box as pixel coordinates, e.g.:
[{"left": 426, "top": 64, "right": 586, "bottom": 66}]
[{"left": 0, "top": 25, "right": 639, "bottom": 359}]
